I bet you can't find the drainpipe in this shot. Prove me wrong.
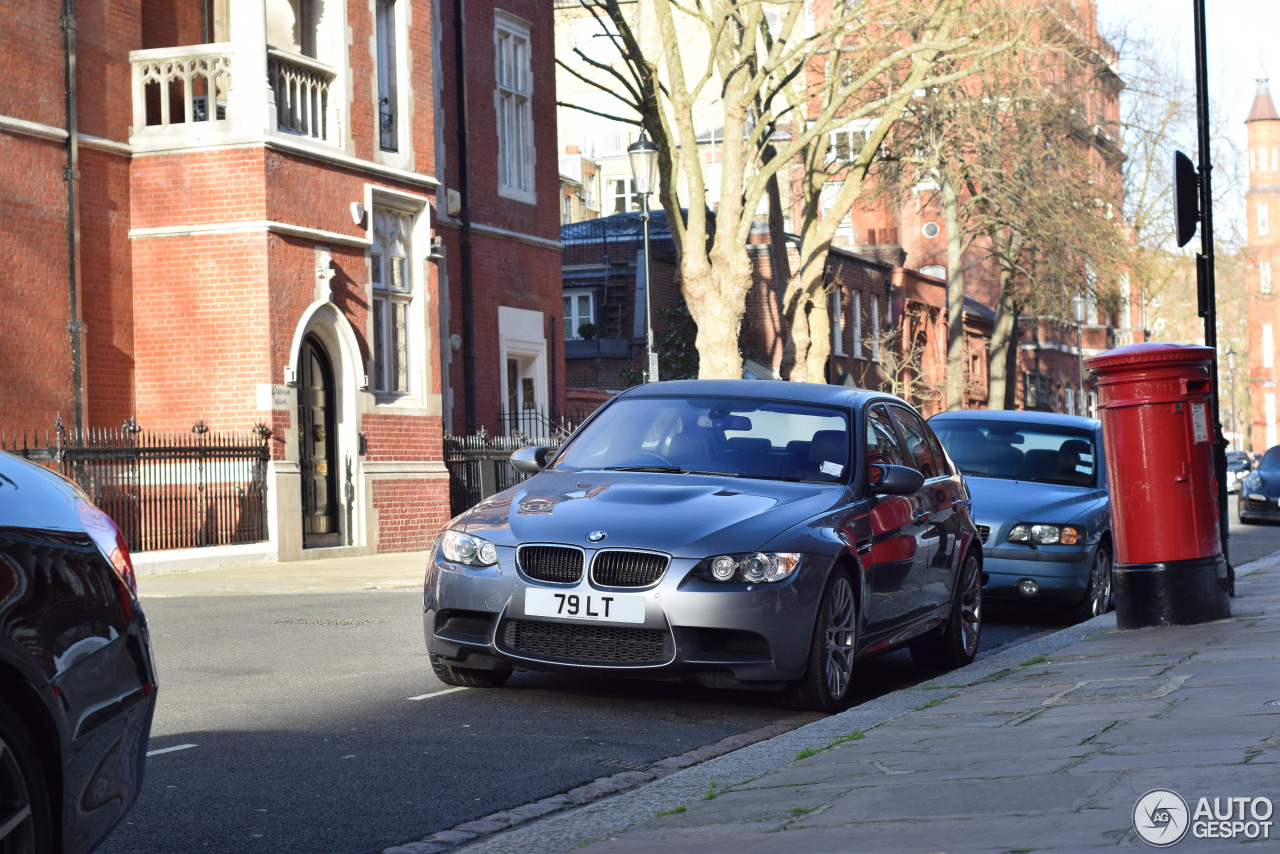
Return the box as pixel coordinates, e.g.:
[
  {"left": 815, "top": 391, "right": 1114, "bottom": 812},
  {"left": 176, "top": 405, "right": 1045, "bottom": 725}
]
[
  {"left": 453, "top": 0, "right": 477, "bottom": 434},
  {"left": 62, "top": 0, "right": 85, "bottom": 434}
]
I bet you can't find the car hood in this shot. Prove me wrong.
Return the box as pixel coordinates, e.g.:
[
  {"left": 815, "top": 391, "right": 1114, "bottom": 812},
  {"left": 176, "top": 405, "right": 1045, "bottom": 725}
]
[
  {"left": 963, "top": 475, "right": 1107, "bottom": 526},
  {"left": 455, "top": 469, "right": 847, "bottom": 555}
]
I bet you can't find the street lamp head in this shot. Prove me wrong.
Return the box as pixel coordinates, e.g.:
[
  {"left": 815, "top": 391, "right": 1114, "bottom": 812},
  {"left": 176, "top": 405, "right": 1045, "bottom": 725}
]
[
  {"left": 1071, "top": 292, "right": 1087, "bottom": 325},
  {"left": 628, "top": 130, "right": 660, "bottom": 199}
]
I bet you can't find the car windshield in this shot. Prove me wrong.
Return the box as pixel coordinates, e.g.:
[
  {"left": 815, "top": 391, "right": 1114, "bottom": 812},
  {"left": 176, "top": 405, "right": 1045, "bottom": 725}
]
[
  {"left": 932, "top": 420, "right": 1097, "bottom": 487},
  {"left": 1259, "top": 447, "right": 1280, "bottom": 471},
  {"left": 551, "top": 395, "right": 851, "bottom": 483}
]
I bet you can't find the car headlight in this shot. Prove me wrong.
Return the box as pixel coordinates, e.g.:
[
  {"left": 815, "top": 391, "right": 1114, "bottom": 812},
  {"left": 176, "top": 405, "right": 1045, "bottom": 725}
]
[
  {"left": 439, "top": 529, "right": 499, "bottom": 567},
  {"left": 697, "top": 552, "right": 801, "bottom": 583},
  {"left": 1006, "top": 523, "right": 1082, "bottom": 546}
]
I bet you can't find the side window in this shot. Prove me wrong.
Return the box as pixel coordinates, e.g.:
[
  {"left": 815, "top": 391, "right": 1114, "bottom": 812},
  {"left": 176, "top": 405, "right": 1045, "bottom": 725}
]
[
  {"left": 888, "top": 406, "right": 943, "bottom": 479},
  {"left": 865, "top": 406, "right": 907, "bottom": 467}
]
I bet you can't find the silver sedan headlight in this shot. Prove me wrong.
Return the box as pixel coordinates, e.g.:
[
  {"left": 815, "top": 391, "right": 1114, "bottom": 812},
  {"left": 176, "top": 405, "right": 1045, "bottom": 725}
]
[
  {"left": 440, "top": 529, "right": 499, "bottom": 567},
  {"left": 697, "top": 552, "right": 801, "bottom": 583}
]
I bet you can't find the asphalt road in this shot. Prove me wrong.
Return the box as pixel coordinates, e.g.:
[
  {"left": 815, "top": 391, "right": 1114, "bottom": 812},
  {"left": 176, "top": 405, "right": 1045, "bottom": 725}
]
[{"left": 97, "top": 497, "right": 1279, "bottom": 854}]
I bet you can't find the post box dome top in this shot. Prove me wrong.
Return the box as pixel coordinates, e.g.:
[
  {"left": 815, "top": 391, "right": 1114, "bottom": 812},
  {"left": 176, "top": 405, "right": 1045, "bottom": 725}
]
[{"left": 1085, "top": 342, "right": 1215, "bottom": 373}]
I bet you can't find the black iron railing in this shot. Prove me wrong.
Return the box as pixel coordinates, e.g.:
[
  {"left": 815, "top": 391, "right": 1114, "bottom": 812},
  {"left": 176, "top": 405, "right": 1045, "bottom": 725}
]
[
  {"left": 2, "top": 421, "right": 270, "bottom": 553},
  {"left": 444, "top": 408, "right": 595, "bottom": 517}
]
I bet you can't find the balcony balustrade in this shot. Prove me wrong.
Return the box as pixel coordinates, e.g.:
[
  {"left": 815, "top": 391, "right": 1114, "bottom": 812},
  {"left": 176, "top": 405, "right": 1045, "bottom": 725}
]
[
  {"left": 130, "top": 43, "right": 337, "bottom": 147},
  {"left": 268, "top": 47, "right": 334, "bottom": 141},
  {"left": 131, "top": 44, "right": 232, "bottom": 132}
]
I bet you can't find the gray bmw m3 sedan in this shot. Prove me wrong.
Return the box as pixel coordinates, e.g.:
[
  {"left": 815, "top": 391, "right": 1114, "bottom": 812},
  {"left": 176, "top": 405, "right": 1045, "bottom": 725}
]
[{"left": 424, "top": 380, "right": 982, "bottom": 712}]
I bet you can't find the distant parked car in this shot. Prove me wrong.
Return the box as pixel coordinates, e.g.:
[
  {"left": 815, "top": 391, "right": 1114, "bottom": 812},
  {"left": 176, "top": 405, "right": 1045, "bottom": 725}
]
[
  {"left": 0, "top": 451, "right": 157, "bottom": 853},
  {"left": 425, "top": 380, "right": 983, "bottom": 713},
  {"left": 928, "top": 410, "right": 1112, "bottom": 622},
  {"left": 1239, "top": 446, "right": 1280, "bottom": 524},
  {"left": 1226, "top": 451, "right": 1253, "bottom": 494}
]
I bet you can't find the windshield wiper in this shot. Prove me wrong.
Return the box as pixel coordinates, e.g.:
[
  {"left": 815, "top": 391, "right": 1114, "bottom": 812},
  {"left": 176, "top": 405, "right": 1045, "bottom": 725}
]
[{"left": 605, "top": 465, "right": 740, "bottom": 477}]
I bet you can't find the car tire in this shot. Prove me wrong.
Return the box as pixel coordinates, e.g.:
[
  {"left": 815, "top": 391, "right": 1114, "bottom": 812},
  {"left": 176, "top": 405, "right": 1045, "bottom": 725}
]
[
  {"left": 1070, "top": 545, "right": 1113, "bottom": 623},
  {"left": 429, "top": 655, "right": 513, "bottom": 688},
  {"left": 0, "top": 697, "right": 54, "bottom": 854},
  {"left": 779, "top": 567, "right": 858, "bottom": 713},
  {"left": 910, "top": 549, "right": 982, "bottom": 671}
]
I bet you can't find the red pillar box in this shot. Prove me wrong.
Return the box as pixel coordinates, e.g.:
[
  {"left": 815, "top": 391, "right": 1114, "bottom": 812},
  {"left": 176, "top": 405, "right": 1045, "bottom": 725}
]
[{"left": 1085, "top": 343, "right": 1230, "bottom": 628}]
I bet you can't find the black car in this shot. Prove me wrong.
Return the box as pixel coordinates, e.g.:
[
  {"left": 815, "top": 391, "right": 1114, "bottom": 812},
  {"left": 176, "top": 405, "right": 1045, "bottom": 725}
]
[
  {"left": 1239, "top": 446, "right": 1280, "bottom": 524},
  {"left": 0, "top": 452, "right": 157, "bottom": 853},
  {"left": 425, "top": 380, "right": 983, "bottom": 712}
]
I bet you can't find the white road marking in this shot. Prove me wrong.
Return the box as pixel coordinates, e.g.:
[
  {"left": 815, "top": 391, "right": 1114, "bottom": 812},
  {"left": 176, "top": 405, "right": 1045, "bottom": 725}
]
[
  {"left": 147, "top": 743, "right": 198, "bottom": 756},
  {"left": 407, "top": 687, "right": 468, "bottom": 701}
]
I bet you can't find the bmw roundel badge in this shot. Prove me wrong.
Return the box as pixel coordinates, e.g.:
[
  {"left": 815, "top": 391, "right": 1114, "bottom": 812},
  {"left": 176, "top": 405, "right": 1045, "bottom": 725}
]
[{"left": 586, "top": 530, "right": 607, "bottom": 544}]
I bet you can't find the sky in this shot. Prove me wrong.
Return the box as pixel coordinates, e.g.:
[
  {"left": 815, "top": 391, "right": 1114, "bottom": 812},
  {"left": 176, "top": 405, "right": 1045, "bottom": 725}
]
[{"left": 1097, "top": 0, "right": 1278, "bottom": 238}]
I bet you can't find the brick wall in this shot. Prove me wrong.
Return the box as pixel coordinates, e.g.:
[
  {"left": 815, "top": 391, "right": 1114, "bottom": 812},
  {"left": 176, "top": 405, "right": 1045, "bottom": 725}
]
[{"left": 372, "top": 476, "right": 451, "bottom": 551}]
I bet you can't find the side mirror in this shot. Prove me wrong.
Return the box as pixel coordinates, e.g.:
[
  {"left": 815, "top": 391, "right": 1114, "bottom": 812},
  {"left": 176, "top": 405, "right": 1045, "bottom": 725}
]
[
  {"left": 511, "top": 446, "right": 555, "bottom": 475},
  {"left": 868, "top": 463, "right": 925, "bottom": 496}
]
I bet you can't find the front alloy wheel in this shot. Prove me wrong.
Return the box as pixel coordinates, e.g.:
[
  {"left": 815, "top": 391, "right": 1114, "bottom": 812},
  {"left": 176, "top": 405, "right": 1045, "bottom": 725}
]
[
  {"left": 1072, "top": 546, "right": 1113, "bottom": 622},
  {"left": 780, "top": 568, "right": 858, "bottom": 713}
]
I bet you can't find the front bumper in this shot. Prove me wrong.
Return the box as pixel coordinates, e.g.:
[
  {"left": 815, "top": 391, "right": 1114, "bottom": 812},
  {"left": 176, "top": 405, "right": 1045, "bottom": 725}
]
[
  {"left": 423, "top": 547, "right": 827, "bottom": 686},
  {"left": 1240, "top": 493, "right": 1280, "bottom": 521},
  {"left": 979, "top": 543, "right": 1092, "bottom": 604}
]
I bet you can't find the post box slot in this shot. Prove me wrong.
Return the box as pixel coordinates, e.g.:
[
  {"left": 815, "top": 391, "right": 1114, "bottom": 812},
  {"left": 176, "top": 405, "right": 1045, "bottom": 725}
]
[{"left": 1181, "top": 378, "right": 1210, "bottom": 395}]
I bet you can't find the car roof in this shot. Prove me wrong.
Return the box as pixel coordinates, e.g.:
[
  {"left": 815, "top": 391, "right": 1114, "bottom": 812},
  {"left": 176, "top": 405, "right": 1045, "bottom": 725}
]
[
  {"left": 619, "top": 379, "right": 894, "bottom": 408},
  {"left": 928, "top": 409, "right": 1100, "bottom": 430}
]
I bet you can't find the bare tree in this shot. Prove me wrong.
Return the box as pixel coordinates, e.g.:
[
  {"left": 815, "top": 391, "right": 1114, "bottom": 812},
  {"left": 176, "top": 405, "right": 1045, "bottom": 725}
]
[
  {"left": 877, "top": 5, "right": 1130, "bottom": 409},
  {"left": 558, "top": 0, "right": 1009, "bottom": 380}
]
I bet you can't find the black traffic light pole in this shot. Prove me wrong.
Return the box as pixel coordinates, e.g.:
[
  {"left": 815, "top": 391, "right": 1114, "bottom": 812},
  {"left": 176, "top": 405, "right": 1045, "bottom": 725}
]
[{"left": 1179, "top": 0, "right": 1234, "bottom": 595}]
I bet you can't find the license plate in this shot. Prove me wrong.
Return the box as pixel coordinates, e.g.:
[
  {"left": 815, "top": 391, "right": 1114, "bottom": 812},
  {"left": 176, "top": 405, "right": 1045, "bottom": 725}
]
[{"left": 524, "top": 587, "right": 645, "bottom": 623}]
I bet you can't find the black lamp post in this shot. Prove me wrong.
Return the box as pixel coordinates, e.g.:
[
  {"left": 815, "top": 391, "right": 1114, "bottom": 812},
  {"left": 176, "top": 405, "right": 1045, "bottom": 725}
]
[
  {"left": 628, "top": 130, "right": 659, "bottom": 382},
  {"left": 1071, "top": 292, "right": 1087, "bottom": 415}
]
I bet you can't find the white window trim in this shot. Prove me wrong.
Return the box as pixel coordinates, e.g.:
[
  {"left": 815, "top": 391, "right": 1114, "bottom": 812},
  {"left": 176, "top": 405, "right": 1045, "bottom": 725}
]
[
  {"left": 495, "top": 11, "right": 536, "bottom": 205},
  {"left": 870, "top": 295, "right": 881, "bottom": 362},
  {"left": 373, "top": 0, "right": 411, "bottom": 171},
  {"left": 852, "top": 291, "right": 863, "bottom": 359},
  {"left": 831, "top": 291, "right": 846, "bottom": 356},
  {"left": 366, "top": 188, "right": 430, "bottom": 406},
  {"left": 564, "top": 289, "right": 595, "bottom": 339},
  {"left": 1260, "top": 201, "right": 1271, "bottom": 238},
  {"left": 1263, "top": 259, "right": 1272, "bottom": 295}
]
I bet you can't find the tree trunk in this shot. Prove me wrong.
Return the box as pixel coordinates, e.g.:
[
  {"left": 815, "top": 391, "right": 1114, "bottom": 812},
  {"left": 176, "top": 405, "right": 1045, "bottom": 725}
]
[
  {"left": 987, "top": 277, "right": 1019, "bottom": 410},
  {"left": 942, "top": 175, "right": 966, "bottom": 411}
]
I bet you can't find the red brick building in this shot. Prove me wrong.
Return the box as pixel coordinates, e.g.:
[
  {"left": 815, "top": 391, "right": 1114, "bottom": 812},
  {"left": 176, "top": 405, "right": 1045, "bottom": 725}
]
[
  {"left": 2, "top": 0, "right": 562, "bottom": 568},
  {"left": 1246, "top": 77, "right": 1280, "bottom": 450}
]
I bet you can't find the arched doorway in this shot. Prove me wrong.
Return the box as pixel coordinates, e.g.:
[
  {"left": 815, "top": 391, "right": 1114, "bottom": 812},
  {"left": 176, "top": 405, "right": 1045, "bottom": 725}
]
[{"left": 299, "top": 334, "right": 340, "bottom": 547}]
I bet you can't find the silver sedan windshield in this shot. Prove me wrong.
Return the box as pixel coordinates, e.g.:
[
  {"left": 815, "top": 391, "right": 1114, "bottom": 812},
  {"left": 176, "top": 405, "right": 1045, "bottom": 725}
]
[{"left": 552, "top": 396, "right": 851, "bottom": 482}]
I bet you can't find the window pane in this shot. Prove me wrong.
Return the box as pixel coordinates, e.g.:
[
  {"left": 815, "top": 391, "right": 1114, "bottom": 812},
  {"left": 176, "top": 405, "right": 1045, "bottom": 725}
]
[
  {"left": 393, "top": 300, "right": 408, "bottom": 392},
  {"left": 373, "top": 298, "right": 386, "bottom": 391}
]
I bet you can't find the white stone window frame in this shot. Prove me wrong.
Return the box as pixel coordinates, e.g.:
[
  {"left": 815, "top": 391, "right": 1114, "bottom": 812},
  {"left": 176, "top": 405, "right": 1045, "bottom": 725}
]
[
  {"left": 373, "top": 0, "right": 411, "bottom": 167},
  {"left": 367, "top": 188, "right": 431, "bottom": 406},
  {"left": 1262, "top": 259, "right": 1272, "bottom": 295},
  {"left": 1260, "top": 201, "right": 1271, "bottom": 237},
  {"left": 495, "top": 11, "right": 536, "bottom": 204}
]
